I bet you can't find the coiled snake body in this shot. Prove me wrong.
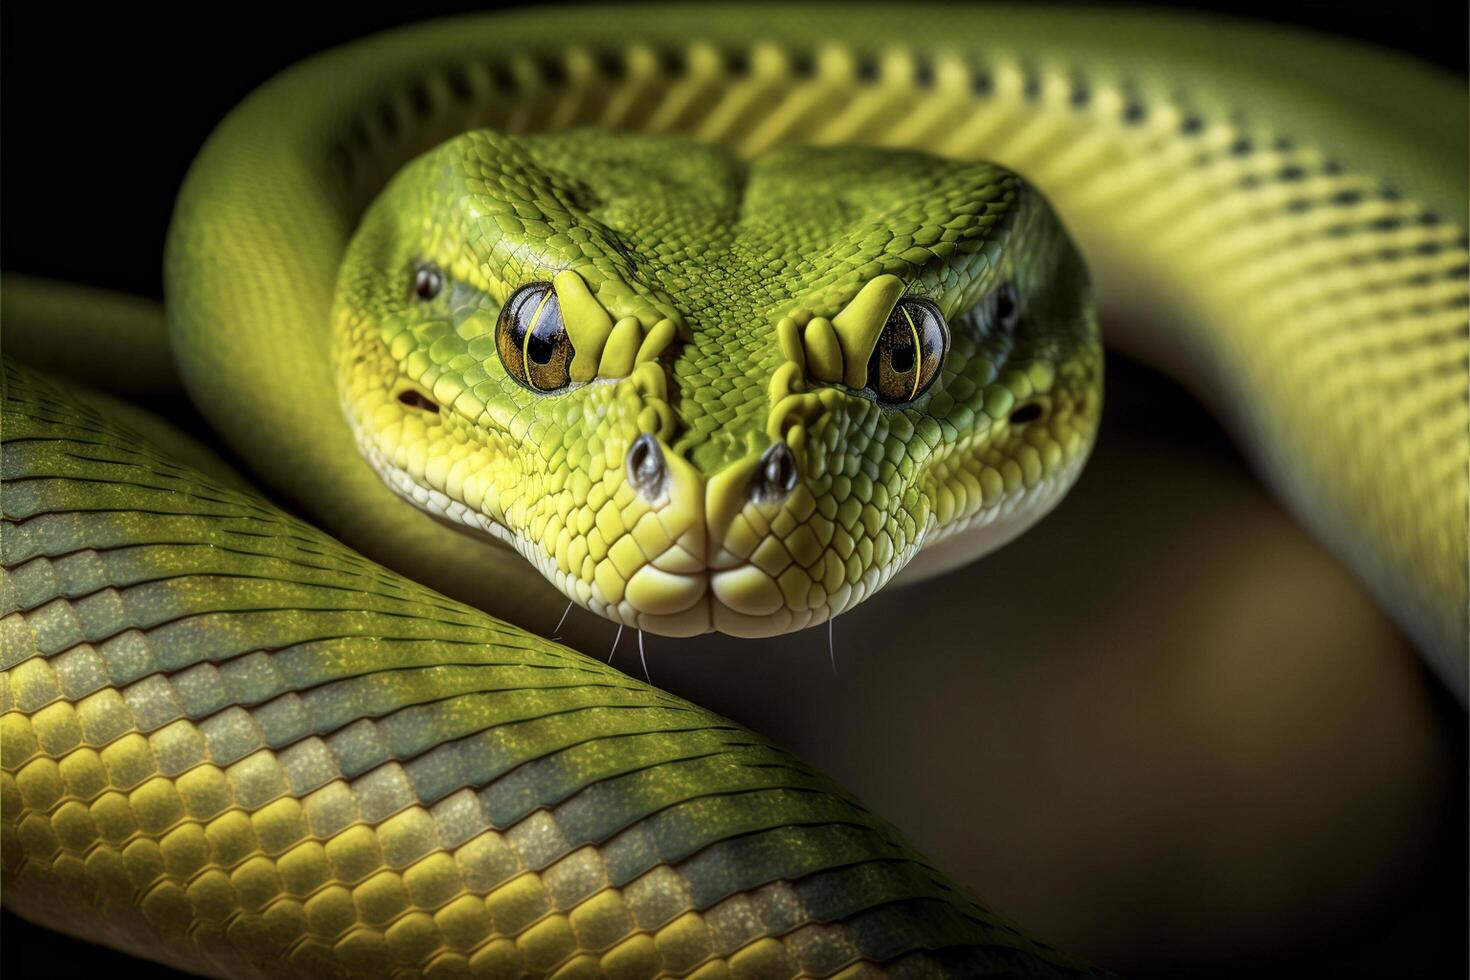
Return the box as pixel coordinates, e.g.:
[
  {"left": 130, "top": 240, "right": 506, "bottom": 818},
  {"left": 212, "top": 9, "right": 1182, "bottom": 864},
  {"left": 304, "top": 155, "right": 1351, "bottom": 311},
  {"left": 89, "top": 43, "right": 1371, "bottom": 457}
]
[{"left": 2, "top": 6, "right": 1465, "bottom": 977}]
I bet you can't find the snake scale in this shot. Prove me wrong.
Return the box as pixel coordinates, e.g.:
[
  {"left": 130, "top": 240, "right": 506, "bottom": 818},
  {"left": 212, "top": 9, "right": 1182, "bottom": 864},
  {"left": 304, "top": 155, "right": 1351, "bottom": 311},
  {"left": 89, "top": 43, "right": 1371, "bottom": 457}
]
[{"left": 2, "top": 5, "right": 1465, "bottom": 978}]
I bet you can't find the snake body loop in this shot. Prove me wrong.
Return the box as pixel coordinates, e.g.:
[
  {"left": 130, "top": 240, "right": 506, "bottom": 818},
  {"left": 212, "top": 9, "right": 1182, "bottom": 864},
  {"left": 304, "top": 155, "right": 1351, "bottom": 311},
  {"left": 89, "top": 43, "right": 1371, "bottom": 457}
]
[{"left": 2, "top": 6, "right": 1466, "bottom": 978}]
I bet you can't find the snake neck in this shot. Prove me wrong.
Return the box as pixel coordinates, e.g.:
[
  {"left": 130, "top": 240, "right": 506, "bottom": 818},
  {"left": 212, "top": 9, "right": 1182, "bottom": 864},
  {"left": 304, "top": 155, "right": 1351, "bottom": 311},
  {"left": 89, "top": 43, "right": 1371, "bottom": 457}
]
[{"left": 166, "top": 6, "right": 1468, "bottom": 692}]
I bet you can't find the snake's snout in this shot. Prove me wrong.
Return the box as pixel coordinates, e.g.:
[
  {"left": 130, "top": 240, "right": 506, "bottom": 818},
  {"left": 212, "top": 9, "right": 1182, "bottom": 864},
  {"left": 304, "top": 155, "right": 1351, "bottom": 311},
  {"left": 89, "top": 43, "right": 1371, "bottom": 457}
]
[
  {"left": 626, "top": 433, "right": 668, "bottom": 501},
  {"left": 751, "top": 441, "right": 798, "bottom": 502}
]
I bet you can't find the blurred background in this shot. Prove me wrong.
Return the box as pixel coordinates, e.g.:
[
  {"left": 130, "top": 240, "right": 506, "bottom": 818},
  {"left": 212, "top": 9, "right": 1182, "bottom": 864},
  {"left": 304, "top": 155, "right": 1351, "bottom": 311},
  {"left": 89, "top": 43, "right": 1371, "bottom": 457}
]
[{"left": 3, "top": 1, "right": 1465, "bottom": 976}]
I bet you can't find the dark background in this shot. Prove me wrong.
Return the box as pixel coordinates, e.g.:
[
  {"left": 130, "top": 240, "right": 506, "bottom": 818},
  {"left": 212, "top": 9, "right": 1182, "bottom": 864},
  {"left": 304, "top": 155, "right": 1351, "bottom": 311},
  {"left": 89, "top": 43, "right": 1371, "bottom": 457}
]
[{"left": 2, "top": 2, "right": 1466, "bottom": 977}]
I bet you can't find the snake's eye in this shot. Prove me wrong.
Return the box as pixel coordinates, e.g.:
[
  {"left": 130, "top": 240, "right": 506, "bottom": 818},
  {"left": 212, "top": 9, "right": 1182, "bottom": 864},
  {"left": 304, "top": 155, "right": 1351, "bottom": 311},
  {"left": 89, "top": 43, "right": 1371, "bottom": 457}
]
[
  {"left": 496, "top": 282, "right": 575, "bottom": 392},
  {"left": 867, "top": 298, "right": 948, "bottom": 404},
  {"left": 413, "top": 262, "right": 444, "bottom": 301},
  {"left": 989, "top": 282, "right": 1021, "bottom": 332}
]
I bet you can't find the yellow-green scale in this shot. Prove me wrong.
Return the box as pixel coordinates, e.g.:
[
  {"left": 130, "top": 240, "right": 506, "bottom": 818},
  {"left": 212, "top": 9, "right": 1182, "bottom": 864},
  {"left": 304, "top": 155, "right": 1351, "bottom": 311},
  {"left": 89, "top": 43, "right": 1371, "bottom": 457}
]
[
  {"left": 2, "top": 363, "right": 1097, "bottom": 977},
  {"left": 3, "top": 5, "right": 1464, "bottom": 978},
  {"left": 166, "top": 9, "right": 1463, "bottom": 679}
]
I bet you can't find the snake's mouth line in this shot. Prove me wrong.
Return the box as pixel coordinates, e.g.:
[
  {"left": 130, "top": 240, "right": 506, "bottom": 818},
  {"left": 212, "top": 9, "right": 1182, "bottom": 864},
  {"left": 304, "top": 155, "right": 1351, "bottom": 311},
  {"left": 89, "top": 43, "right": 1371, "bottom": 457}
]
[
  {"left": 358, "top": 432, "right": 897, "bottom": 637},
  {"left": 354, "top": 422, "right": 1087, "bottom": 640}
]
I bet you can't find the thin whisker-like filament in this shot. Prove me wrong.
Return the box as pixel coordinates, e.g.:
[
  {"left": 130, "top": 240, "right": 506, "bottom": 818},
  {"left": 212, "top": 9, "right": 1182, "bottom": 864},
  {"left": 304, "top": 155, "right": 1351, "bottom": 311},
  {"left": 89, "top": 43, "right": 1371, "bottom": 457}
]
[
  {"left": 828, "top": 616, "right": 838, "bottom": 674},
  {"left": 552, "top": 600, "right": 573, "bottom": 637}
]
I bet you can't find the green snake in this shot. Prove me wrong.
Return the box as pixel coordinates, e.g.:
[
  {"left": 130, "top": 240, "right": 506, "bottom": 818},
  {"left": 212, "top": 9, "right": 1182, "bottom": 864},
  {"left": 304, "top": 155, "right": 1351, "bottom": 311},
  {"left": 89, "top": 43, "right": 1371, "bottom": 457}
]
[{"left": 3, "top": 5, "right": 1465, "bottom": 977}]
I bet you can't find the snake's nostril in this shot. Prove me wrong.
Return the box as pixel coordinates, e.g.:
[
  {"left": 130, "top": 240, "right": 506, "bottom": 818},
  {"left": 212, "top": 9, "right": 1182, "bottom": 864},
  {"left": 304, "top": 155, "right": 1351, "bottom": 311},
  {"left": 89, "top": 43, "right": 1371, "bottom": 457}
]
[
  {"left": 626, "top": 433, "right": 668, "bottom": 500},
  {"left": 752, "top": 441, "right": 799, "bottom": 502}
]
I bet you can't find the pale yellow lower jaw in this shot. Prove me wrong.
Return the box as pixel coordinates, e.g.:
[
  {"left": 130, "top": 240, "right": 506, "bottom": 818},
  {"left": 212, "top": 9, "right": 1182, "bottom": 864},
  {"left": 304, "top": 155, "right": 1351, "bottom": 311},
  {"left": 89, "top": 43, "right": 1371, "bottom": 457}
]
[
  {"left": 612, "top": 454, "right": 1094, "bottom": 638},
  {"left": 583, "top": 445, "right": 916, "bottom": 638},
  {"left": 615, "top": 555, "right": 913, "bottom": 637},
  {"left": 596, "top": 516, "right": 921, "bottom": 639},
  {"left": 583, "top": 541, "right": 844, "bottom": 639},
  {"left": 359, "top": 421, "right": 1064, "bottom": 639},
  {"left": 628, "top": 581, "right": 831, "bottom": 639}
]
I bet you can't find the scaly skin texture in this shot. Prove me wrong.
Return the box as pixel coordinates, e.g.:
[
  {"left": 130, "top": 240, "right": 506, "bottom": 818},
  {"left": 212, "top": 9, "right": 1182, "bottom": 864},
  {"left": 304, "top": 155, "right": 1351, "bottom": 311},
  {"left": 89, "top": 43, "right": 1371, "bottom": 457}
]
[
  {"left": 159, "top": 5, "right": 1467, "bottom": 687},
  {"left": 2, "top": 5, "right": 1467, "bottom": 978},
  {"left": 335, "top": 132, "right": 1097, "bottom": 636},
  {"left": 1, "top": 363, "right": 1099, "bottom": 978}
]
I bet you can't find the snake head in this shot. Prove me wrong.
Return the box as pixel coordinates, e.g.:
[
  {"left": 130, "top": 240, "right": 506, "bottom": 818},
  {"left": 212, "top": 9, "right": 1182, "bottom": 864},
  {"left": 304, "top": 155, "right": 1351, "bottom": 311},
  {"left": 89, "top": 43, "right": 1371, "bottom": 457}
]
[{"left": 334, "top": 130, "right": 1101, "bottom": 637}]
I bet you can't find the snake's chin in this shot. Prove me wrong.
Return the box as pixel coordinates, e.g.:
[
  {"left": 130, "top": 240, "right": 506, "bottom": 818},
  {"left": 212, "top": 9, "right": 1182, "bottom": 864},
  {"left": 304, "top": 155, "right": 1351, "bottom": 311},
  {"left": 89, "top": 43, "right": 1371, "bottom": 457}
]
[
  {"left": 586, "top": 448, "right": 1090, "bottom": 638},
  {"left": 529, "top": 548, "right": 920, "bottom": 640}
]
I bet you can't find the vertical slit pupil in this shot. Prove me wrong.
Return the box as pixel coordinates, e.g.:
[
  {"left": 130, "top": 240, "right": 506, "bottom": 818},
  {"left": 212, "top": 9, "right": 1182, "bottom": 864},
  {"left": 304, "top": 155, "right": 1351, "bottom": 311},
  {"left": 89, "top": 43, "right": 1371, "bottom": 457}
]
[
  {"left": 890, "top": 343, "right": 915, "bottom": 374},
  {"left": 527, "top": 333, "right": 555, "bottom": 364}
]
